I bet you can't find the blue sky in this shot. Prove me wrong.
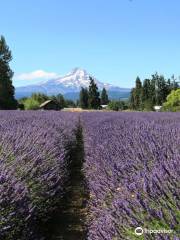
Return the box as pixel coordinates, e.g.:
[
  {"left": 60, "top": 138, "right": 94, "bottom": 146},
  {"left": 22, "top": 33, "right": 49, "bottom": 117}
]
[{"left": 0, "top": 0, "right": 180, "bottom": 88}]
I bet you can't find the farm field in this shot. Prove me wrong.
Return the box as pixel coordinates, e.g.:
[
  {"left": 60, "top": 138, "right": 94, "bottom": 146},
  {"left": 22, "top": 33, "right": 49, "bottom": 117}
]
[{"left": 0, "top": 111, "right": 179, "bottom": 240}]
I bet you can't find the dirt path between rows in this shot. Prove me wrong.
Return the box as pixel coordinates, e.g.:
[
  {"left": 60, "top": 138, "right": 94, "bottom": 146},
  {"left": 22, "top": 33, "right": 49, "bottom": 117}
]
[{"left": 43, "top": 125, "right": 88, "bottom": 240}]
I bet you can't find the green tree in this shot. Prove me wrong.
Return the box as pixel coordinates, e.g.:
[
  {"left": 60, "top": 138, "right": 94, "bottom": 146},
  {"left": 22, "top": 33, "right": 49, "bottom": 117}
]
[
  {"left": 108, "top": 100, "right": 128, "bottom": 111},
  {"left": 79, "top": 87, "right": 89, "bottom": 109},
  {"left": 142, "top": 79, "right": 151, "bottom": 101},
  {"left": 51, "top": 94, "right": 65, "bottom": 109},
  {"left": 130, "top": 73, "right": 179, "bottom": 111},
  {"left": 170, "top": 75, "right": 179, "bottom": 90},
  {"left": 141, "top": 79, "right": 153, "bottom": 110},
  {"left": 0, "top": 36, "right": 17, "bottom": 109},
  {"left": 151, "top": 73, "right": 168, "bottom": 105},
  {"left": 134, "top": 76, "right": 142, "bottom": 109},
  {"left": 65, "top": 99, "right": 76, "bottom": 108},
  {"left": 88, "top": 77, "right": 100, "bottom": 109},
  {"left": 108, "top": 100, "right": 120, "bottom": 111},
  {"left": 149, "top": 75, "right": 157, "bottom": 106},
  {"left": 23, "top": 98, "right": 39, "bottom": 110},
  {"left": 118, "top": 100, "right": 127, "bottom": 110},
  {"left": 101, "top": 88, "right": 109, "bottom": 105},
  {"left": 129, "top": 88, "right": 136, "bottom": 109},
  {"left": 162, "top": 89, "right": 180, "bottom": 111},
  {"left": 129, "top": 77, "right": 142, "bottom": 110},
  {"left": 31, "top": 93, "right": 49, "bottom": 104}
]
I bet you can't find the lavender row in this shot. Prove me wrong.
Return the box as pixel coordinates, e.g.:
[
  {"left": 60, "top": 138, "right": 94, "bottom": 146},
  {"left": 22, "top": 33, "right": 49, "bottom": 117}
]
[
  {"left": 81, "top": 112, "right": 180, "bottom": 240},
  {"left": 0, "top": 111, "right": 79, "bottom": 239}
]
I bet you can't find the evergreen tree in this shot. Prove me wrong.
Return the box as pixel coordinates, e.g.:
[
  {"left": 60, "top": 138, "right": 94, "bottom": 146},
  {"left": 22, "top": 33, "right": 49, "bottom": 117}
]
[
  {"left": 153, "top": 73, "right": 163, "bottom": 105},
  {"left": 157, "top": 75, "right": 169, "bottom": 105},
  {"left": 171, "top": 75, "right": 179, "bottom": 90},
  {"left": 101, "top": 88, "right": 109, "bottom": 105},
  {"left": 0, "top": 36, "right": 17, "bottom": 109},
  {"left": 151, "top": 73, "right": 169, "bottom": 105},
  {"left": 51, "top": 94, "right": 65, "bottom": 109},
  {"left": 65, "top": 99, "right": 76, "bottom": 108},
  {"left": 130, "top": 72, "right": 179, "bottom": 111},
  {"left": 79, "top": 87, "right": 89, "bottom": 109},
  {"left": 130, "top": 77, "right": 143, "bottom": 110},
  {"left": 142, "top": 79, "right": 151, "bottom": 101},
  {"left": 129, "top": 88, "right": 136, "bottom": 109},
  {"left": 108, "top": 100, "right": 120, "bottom": 111},
  {"left": 88, "top": 77, "right": 100, "bottom": 109},
  {"left": 149, "top": 76, "right": 156, "bottom": 106},
  {"left": 142, "top": 79, "right": 153, "bottom": 110}
]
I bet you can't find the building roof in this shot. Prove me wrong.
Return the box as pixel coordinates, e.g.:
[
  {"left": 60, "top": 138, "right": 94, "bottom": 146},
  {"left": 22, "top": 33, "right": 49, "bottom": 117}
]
[
  {"left": 154, "top": 106, "right": 162, "bottom": 110},
  {"left": 40, "top": 100, "right": 53, "bottom": 108}
]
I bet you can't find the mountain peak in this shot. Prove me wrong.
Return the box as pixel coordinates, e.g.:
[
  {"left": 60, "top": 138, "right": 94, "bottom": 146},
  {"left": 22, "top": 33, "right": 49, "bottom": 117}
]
[
  {"left": 70, "top": 67, "right": 86, "bottom": 74},
  {"left": 54, "top": 67, "right": 90, "bottom": 87},
  {"left": 67, "top": 68, "right": 89, "bottom": 80},
  {"left": 15, "top": 68, "right": 131, "bottom": 99}
]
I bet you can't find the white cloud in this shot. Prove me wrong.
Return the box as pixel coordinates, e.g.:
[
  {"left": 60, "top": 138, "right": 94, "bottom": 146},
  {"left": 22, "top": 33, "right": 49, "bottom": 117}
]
[{"left": 15, "top": 70, "right": 59, "bottom": 81}]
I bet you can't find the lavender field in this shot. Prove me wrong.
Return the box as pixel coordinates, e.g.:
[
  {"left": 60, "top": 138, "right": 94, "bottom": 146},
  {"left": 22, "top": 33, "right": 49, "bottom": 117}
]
[
  {"left": 0, "top": 111, "right": 179, "bottom": 240},
  {"left": 0, "top": 111, "right": 79, "bottom": 239},
  {"left": 82, "top": 112, "right": 180, "bottom": 240}
]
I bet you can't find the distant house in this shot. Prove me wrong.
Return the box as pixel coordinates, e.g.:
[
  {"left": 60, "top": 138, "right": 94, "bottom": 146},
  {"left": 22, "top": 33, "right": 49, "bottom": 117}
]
[
  {"left": 39, "top": 100, "right": 59, "bottom": 110},
  {"left": 101, "top": 105, "right": 108, "bottom": 109},
  {"left": 154, "top": 106, "right": 162, "bottom": 112}
]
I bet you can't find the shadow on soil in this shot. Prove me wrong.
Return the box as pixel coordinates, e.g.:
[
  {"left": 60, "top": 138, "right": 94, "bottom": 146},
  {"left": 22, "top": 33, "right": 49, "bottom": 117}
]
[{"left": 43, "top": 124, "right": 88, "bottom": 240}]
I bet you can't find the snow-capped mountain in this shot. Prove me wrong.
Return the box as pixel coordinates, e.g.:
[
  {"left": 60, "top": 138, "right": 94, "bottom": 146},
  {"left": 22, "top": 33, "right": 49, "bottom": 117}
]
[
  {"left": 15, "top": 68, "right": 130, "bottom": 99},
  {"left": 38, "top": 68, "right": 125, "bottom": 91}
]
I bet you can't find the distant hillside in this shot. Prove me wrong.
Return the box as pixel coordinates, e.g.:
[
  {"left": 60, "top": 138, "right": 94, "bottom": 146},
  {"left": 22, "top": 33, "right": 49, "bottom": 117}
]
[{"left": 64, "top": 91, "right": 130, "bottom": 101}]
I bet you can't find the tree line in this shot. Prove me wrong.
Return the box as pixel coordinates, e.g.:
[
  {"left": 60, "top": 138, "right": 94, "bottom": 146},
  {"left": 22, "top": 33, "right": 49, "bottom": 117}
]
[
  {"left": 129, "top": 74, "right": 179, "bottom": 111},
  {"left": 79, "top": 77, "right": 109, "bottom": 109},
  {"left": 0, "top": 35, "right": 179, "bottom": 111},
  {"left": 19, "top": 93, "right": 76, "bottom": 110}
]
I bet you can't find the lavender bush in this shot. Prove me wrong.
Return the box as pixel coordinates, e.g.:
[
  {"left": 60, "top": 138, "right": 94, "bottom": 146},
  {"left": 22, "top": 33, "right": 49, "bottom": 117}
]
[
  {"left": 0, "top": 111, "right": 79, "bottom": 239},
  {"left": 82, "top": 112, "right": 180, "bottom": 240},
  {"left": 0, "top": 111, "right": 179, "bottom": 240}
]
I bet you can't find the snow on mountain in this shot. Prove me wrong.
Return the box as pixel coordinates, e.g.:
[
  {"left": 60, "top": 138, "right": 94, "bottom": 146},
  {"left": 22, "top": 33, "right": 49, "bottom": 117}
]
[
  {"left": 15, "top": 68, "right": 130, "bottom": 99},
  {"left": 42, "top": 68, "right": 117, "bottom": 90}
]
